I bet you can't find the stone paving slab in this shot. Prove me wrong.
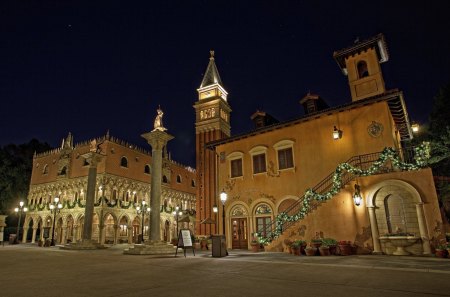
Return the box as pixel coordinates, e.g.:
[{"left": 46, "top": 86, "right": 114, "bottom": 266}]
[{"left": 1, "top": 243, "right": 450, "bottom": 297}]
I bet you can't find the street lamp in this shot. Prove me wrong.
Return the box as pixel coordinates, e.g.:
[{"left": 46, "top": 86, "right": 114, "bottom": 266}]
[
  {"left": 136, "top": 201, "right": 151, "bottom": 243},
  {"left": 49, "top": 197, "right": 63, "bottom": 246},
  {"left": 220, "top": 190, "right": 227, "bottom": 235},
  {"left": 172, "top": 206, "right": 183, "bottom": 237},
  {"left": 14, "top": 201, "right": 28, "bottom": 244},
  {"left": 212, "top": 204, "right": 218, "bottom": 234}
]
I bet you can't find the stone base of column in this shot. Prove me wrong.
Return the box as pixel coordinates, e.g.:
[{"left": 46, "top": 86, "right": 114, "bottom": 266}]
[
  {"left": 123, "top": 240, "right": 176, "bottom": 255},
  {"left": 60, "top": 239, "right": 107, "bottom": 250}
]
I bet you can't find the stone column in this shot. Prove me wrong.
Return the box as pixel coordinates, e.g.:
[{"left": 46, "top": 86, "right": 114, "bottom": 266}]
[
  {"left": 114, "top": 225, "right": 119, "bottom": 244},
  {"left": 368, "top": 206, "right": 382, "bottom": 254},
  {"left": 99, "top": 224, "right": 106, "bottom": 245},
  {"left": 80, "top": 152, "right": 103, "bottom": 244},
  {"left": 31, "top": 227, "right": 38, "bottom": 243},
  {"left": 128, "top": 226, "right": 133, "bottom": 243},
  {"left": 141, "top": 130, "right": 174, "bottom": 242},
  {"left": 73, "top": 225, "right": 79, "bottom": 242},
  {"left": 61, "top": 225, "right": 67, "bottom": 245},
  {"left": 416, "top": 202, "right": 432, "bottom": 255},
  {"left": 22, "top": 227, "right": 28, "bottom": 243}
]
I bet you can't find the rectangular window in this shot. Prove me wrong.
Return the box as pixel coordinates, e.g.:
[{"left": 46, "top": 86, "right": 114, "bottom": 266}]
[
  {"left": 230, "top": 158, "right": 243, "bottom": 178},
  {"left": 252, "top": 153, "right": 266, "bottom": 174},
  {"left": 278, "top": 148, "right": 294, "bottom": 170}
]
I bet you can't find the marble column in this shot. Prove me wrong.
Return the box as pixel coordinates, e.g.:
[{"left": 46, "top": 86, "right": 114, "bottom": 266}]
[
  {"left": 114, "top": 225, "right": 119, "bottom": 244},
  {"left": 99, "top": 224, "right": 106, "bottom": 245},
  {"left": 22, "top": 227, "right": 28, "bottom": 243},
  {"left": 61, "top": 225, "right": 67, "bottom": 245},
  {"left": 127, "top": 226, "right": 133, "bottom": 243},
  {"left": 141, "top": 130, "right": 174, "bottom": 242},
  {"left": 416, "top": 202, "right": 432, "bottom": 255},
  {"left": 73, "top": 225, "right": 79, "bottom": 242},
  {"left": 81, "top": 152, "right": 103, "bottom": 243},
  {"left": 31, "top": 227, "right": 38, "bottom": 243},
  {"left": 368, "top": 206, "right": 382, "bottom": 254}
]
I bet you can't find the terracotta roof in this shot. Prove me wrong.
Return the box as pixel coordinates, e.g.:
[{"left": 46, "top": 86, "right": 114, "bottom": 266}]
[{"left": 206, "top": 89, "right": 412, "bottom": 149}]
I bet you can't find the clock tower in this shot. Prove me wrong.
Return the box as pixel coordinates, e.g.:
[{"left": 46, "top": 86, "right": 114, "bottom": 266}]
[{"left": 194, "top": 51, "right": 231, "bottom": 235}]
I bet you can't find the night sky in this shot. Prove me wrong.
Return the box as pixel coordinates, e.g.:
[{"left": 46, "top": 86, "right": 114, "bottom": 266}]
[{"left": 1, "top": 1, "right": 449, "bottom": 167}]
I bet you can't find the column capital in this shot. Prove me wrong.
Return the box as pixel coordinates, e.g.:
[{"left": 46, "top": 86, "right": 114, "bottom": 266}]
[
  {"left": 81, "top": 152, "right": 104, "bottom": 168},
  {"left": 141, "top": 130, "right": 174, "bottom": 151}
]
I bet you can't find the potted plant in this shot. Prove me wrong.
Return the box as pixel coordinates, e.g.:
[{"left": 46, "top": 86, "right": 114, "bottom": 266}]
[
  {"left": 311, "top": 239, "right": 322, "bottom": 249},
  {"left": 305, "top": 246, "right": 317, "bottom": 256},
  {"left": 322, "top": 238, "right": 337, "bottom": 255},
  {"left": 338, "top": 240, "right": 352, "bottom": 256},
  {"left": 291, "top": 240, "right": 306, "bottom": 256},
  {"left": 435, "top": 244, "right": 448, "bottom": 258},
  {"left": 250, "top": 239, "right": 259, "bottom": 252},
  {"left": 319, "top": 245, "right": 331, "bottom": 256}
]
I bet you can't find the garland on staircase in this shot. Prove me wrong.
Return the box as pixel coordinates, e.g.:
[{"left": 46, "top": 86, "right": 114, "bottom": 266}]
[{"left": 259, "top": 144, "right": 430, "bottom": 245}]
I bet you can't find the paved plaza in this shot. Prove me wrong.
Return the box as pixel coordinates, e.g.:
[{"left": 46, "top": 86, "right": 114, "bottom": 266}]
[{"left": 1, "top": 243, "right": 450, "bottom": 297}]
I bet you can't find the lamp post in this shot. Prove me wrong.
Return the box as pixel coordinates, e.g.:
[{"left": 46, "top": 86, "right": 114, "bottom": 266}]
[
  {"left": 14, "top": 201, "right": 28, "bottom": 244},
  {"left": 172, "top": 206, "right": 182, "bottom": 237},
  {"left": 49, "top": 197, "right": 63, "bottom": 246},
  {"left": 220, "top": 190, "right": 227, "bottom": 235},
  {"left": 212, "top": 204, "right": 218, "bottom": 234},
  {"left": 136, "top": 201, "right": 151, "bottom": 243}
]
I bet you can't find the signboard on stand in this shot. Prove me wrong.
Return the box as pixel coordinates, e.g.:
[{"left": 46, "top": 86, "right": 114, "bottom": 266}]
[{"left": 175, "top": 229, "right": 195, "bottom": 257}]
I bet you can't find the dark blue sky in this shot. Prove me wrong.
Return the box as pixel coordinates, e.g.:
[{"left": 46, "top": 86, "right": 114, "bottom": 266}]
[{"left": 1, "top": 1, "right": 449, "bottom": 167}]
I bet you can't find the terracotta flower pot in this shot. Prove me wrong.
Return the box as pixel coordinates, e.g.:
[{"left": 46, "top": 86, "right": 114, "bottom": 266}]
[
  {"left": 338, "top": 244, "right": 352, "bottom": 256},
  {"left": 305, "top": 247, "right": 317, "bottom": 256},
  {"left": 435, "top": 249, "right": 448, "bottom": 258},
  {"left": 328, "top": 245, "right": 337, "bottom": 255},
  {"left": 292, "top": 246, "right": 301, "bottom": 256},
  {"left": 251, "top": 243, "right": 259, "bottom": 252},
  {"left": 319, "top": 246, "right": 330, "bottom": 256},
  {"left": 311, "top": 241, "right": 322, "bottom": 249}
]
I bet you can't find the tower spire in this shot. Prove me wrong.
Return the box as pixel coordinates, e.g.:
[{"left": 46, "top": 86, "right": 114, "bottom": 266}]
[{"left": 199, "top": 49, "right": 223, "bottom": 89}]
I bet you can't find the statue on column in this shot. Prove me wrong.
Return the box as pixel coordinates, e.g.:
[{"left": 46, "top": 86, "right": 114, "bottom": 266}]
[{"left": 153, "top": 106, "right": 167, "bottom": 132}]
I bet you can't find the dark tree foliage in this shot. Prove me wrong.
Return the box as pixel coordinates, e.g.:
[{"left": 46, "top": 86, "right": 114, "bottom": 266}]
[
  {"left": 0, "top": 139, "right": 52, "bottom": 215},
  {"left": 428, "top": 81, "right": 450, "bottom": 178}
]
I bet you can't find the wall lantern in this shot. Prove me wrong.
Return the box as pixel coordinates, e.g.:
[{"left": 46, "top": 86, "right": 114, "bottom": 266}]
[
  {"left": 333, "top": 126, "right": 343, "bottom": 140},
  {"left": 411, "top": 122, "right": 419, "bottom": 133},
  {"left": 353, "top": 184, "right": 362, "bottom": 206}
]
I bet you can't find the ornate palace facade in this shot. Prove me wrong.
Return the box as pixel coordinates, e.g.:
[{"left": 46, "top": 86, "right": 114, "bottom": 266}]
[{"left": 22, "top": 132, "right": 196, "bottom": 245}]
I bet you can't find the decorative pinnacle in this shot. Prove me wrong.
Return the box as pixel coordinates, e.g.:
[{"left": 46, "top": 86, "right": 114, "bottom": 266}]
[{"left": 210, "top": 50, "right": 215, "bottom": 59}]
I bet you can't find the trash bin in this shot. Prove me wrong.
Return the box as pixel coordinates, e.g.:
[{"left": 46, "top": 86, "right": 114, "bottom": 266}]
[
  {"left": 9, "top": 234, "right": 17, "bottom": 244},
  {"left": 211, "top": 235, "right": 227, "bottom": 257}
]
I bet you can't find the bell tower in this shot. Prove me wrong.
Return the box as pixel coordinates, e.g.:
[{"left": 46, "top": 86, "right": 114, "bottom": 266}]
[
  {"left": 194, "top": 51, "right": 231, "bottom": 235},
  {"left": 333, "top": 33, "right": 389, "bottom": 102}
]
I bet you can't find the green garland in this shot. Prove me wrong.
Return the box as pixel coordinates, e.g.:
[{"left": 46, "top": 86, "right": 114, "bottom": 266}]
[{"left": 259, "top": 144, "right": 430, "bottom": 245}]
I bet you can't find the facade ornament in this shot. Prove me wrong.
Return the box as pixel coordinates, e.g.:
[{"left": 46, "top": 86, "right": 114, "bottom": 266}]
[{"left": 153, "top": 106, "right": 167, "bottom": 132}]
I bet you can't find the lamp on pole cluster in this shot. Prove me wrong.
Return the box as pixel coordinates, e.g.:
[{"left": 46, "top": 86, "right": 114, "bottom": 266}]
[
  {"left": 220, "top": 190, "right": 227, "bottom": 235},
  {"left": 136, "top": 200, "right": 151, "bottom": 243},
  {"left": 172, "top": 206, "right": 183, "bottom": 237},
  {"left": 14, "top": 201, "right": 28, "bottom": 244},
  {"left": 49, "top": 197, "right": 63, "bottom": 246}
]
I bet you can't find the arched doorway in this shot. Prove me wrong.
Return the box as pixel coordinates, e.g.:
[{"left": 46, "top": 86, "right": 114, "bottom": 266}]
[
  {"left": 66, "top": 215, "right": 74, "bottom": 243},
  {"left": 118, "top": 216, "right": 129, "bottom": 243},
  {"left": 104, "top": 214, "right": 115, "bottom": 244},
  {"left": 230, "top": 205, "right": 248, "bottom": 249}
]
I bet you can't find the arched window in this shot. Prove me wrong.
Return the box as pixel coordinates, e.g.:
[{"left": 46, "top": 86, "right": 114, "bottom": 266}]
[
  {"left": 59, "top": 166, "right": 67, "bottom": 176},
  {"left": 357, "top": 60, "right": 369, "bottom": 78},
  {"left": 162, "top": 175, "right": 168, "bottom": 183},
  {"left": 43, "top": 164, "right": 49, "bottom": 174},
  {"left": 112, "top": 190, "right": 117, "bottom": 201},
  {"left": 176, "top": 175, "right": 182, "bottom": 183},
  {"left": 255, "top": 203, "right": 273, "bottom": 238},
  {"left": 133, "top": 193, "right": 138, "bottom": 203},
  {"left": 120, "top": 156, "right": 128, "bottom": 168},
  {"left": 144, "top": 164, "right": 151, "bottom": 174},
  {"left": 191, "top": 179, "right": 196, "bottom": 187}
]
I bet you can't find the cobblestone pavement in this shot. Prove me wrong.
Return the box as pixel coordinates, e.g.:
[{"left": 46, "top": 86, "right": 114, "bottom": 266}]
[{"left": 1, "top": 243, "right": 450, "bottom": 297}]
